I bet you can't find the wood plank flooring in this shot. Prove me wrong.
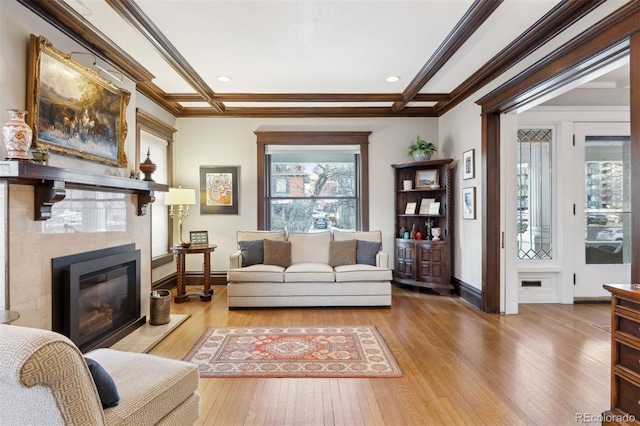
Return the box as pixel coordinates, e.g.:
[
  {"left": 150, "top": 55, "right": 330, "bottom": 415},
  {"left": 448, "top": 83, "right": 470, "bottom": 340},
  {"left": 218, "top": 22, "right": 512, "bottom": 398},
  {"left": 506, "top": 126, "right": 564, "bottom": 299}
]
[{"left": 149, "top": 285, "right": 612, "bottom": 425}]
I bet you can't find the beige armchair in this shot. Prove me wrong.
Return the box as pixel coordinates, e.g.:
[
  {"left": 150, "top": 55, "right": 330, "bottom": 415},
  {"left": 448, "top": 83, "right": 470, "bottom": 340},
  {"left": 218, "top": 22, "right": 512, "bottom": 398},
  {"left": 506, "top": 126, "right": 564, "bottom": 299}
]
[{"left": 0, "top": 324, "right": 199, "bottom": 425}]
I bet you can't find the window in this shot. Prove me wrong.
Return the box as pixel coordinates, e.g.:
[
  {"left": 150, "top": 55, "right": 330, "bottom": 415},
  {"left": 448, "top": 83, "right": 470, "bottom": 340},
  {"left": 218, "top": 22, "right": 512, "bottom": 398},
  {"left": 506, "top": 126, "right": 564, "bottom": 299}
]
[
  {"left": 136, "top": 109, "right": 175, "bottom": 264},
  {"left": 516, "top": 129, "right": 552, "bottom": 260},
  {"left": 256, "top": 131, "right": 370, "bottom": 231}
]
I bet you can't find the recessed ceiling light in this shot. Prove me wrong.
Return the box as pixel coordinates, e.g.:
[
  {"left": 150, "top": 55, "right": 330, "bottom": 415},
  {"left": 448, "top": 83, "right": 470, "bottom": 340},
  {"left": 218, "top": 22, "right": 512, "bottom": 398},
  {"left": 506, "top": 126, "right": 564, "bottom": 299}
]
[
  {"left": 217, "top": 76, "right": 232, "bottom": 82},
  {"left": 386, "top": 75, "right": 401, "bottom": 83}
]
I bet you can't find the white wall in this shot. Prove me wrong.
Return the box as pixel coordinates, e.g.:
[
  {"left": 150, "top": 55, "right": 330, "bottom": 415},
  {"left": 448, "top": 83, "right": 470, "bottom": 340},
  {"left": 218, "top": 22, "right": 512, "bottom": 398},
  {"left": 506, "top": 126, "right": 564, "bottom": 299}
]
[
  {"left": 438, "top": 99, "right": 483, "bottom": 290},
  {"left": 173, "top": 118, "right": 437, "bottom": 272}
]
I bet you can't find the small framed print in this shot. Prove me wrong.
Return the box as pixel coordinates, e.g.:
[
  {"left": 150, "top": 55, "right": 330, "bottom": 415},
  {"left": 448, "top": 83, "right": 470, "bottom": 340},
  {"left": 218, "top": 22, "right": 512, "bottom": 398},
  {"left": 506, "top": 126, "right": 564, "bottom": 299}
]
[
  {"left": 463, "top": 187, "right": 476, "bottom": 219},
  {"left": 428, "top": 201, "right": 441, "bottom": 215},
  {"left": 415, "top": 169, "right": 439, "bottom": 189},
  {"left": 189, "top": 231, "right": 209, "bottom": 245},
  {"left": 419, "top": 198, "right": 435, "bottom": 214},
  {"left": 405, "top": 202, "right": 417, "bottom": 214},
  {"left": 463, "top": 149, "right": 475, "bottom": 180}
]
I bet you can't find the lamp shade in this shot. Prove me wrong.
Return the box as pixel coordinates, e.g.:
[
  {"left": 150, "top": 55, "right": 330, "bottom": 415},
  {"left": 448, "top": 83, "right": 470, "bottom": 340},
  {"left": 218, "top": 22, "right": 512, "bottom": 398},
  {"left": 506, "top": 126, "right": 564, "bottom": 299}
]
[{"left": 165, "top": 187, "right": 196, "bottom": 206}]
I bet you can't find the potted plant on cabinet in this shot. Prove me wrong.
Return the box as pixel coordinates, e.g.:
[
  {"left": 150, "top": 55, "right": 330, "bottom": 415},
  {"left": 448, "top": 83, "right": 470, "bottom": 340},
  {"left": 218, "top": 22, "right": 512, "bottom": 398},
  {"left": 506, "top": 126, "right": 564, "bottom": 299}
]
[{"left": 408, "top": 135, "right": 437, "bottom": 161}]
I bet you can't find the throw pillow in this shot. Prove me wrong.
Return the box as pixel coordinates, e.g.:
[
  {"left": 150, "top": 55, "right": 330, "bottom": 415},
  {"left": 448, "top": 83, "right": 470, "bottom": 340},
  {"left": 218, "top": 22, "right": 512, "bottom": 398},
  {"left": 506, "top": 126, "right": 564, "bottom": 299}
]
[
  {"left": 356, "top": 240, "right": 382, "bottom": 266},
  {"left": 85, "top": 357, "right": 120, "bottom": 408},
  {"left": 263, "top": 239, "right": 292, "bottom": 268},
  {"left": 329, "top": 240, "right": 357, "bottom": 267},
  {"left": 238, "top": 239, "right": 264, "bottom": 267}
]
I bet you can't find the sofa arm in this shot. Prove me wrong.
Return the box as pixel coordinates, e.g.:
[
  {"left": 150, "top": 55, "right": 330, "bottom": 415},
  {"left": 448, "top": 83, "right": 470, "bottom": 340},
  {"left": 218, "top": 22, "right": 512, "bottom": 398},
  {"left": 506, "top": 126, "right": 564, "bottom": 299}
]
[
  {"left": 0, "top": 325, "right": 105, "bottom": 425},
  {"left": 376, "top": 251, "right": 389, "bottom": 268},
  {"left": 230, "top": 250, "right": 242, "bottom": 269}
]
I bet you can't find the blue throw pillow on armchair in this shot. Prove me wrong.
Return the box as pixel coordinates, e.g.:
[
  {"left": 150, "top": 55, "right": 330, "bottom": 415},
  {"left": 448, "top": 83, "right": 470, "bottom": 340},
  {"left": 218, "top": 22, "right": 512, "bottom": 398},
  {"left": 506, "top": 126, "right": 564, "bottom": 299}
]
[
  {"left": 356, "top": 240, "right": 382, "bottom": 266},
  {"left": 85, "top": 357, "right": 120, "bottom": 408},
  {"left": 238, "top": 239, "right": 264, "bottom": 267}
]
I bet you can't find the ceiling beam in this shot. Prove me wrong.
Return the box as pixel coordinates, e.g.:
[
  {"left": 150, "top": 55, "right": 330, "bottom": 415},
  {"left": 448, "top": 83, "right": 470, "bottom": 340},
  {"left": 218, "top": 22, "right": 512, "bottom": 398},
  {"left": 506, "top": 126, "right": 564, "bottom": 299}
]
[
  {"left": 180, "top": 106, "right": 437, "bottom": 118},
  {"left": 164, "top": 93, "right": 451, "bottom": 103},
  {"left": 136, "top": 81, "right": 184, "bottom": 116},
  {"left": 16, "top": 0, "right": 154, "bottom": 82},
  {"left": 436, "top": 0, "right": 608, "bottom": 116},
  {"left": 391, "top": 0, "right": 503, "bottom": 112},
  {"left": 106, "top": 0, "right": 225, "bottom": 113}
]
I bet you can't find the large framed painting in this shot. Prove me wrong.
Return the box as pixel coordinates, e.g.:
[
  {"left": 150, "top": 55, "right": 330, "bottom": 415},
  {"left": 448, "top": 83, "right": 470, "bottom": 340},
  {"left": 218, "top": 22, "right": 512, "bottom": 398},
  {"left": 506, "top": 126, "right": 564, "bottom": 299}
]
[
  {"left": 26, "top": 35, "right": 130, "bottom": 167},
  {"left": 200, "top": 165, "right": 240, "bottom": 214}
]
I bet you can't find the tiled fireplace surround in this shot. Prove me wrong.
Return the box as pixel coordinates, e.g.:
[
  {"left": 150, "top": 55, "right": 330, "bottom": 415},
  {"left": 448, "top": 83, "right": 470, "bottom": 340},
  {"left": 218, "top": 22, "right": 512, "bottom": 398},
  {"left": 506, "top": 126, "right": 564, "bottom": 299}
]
[{"left": 1, "top": 181, "right": 152, "bottom": 330}]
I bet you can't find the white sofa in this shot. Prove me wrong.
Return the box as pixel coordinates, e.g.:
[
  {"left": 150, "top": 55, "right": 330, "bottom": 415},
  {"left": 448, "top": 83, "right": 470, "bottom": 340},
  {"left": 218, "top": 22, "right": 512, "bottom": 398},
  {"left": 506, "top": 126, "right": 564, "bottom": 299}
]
[
  {"left": 227, "top": 230, "right": 392, "bottom": 308},
  {"left": 0, "top": 324, "right": 200, "bottom": 426}
]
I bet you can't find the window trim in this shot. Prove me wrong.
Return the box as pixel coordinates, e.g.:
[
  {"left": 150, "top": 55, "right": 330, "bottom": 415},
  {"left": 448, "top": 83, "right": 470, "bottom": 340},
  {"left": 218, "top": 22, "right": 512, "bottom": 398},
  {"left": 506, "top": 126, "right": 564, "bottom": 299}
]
[
  {"left": 136, "top": 108, "right": 176, "bottom": 264},
  {"left": 255, "top": 131, "right": 370, "bottom": 230}
]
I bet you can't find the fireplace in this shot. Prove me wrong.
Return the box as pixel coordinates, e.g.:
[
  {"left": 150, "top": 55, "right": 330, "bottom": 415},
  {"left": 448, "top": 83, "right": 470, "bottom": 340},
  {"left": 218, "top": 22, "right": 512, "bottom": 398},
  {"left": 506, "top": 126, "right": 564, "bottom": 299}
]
[{"left": 52, "top": 244, "right": 145, "bottom": 353}]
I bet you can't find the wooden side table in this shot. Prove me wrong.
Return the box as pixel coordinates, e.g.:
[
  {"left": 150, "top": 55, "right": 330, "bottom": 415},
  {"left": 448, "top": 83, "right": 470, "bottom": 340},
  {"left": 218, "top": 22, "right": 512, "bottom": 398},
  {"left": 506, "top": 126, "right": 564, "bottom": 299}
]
[
  {"left": 0, "top": 309, "right": 20, "bottom": 324},
  {"left": 172, "top": 244, "right": 217, "bottom": 303}
]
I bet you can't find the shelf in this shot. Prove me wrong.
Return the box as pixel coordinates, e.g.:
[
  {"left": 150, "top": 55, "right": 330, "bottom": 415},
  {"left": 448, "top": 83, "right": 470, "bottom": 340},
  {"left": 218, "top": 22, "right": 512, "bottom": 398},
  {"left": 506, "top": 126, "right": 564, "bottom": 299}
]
[
  {"left": 398, "top": 214, "right": 444, "bottom": 218},
  {"left": 398, "top": 188, "right": 445, "bottom": 193},
  {"left": 0, "top": 161, "right": 168, "bottom": 220}
]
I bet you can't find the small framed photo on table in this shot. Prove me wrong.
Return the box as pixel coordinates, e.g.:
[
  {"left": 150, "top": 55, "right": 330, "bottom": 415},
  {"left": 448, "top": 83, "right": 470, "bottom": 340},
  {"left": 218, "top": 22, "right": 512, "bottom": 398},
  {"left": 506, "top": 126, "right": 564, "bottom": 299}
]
[{"left": 189, "top": 231, "right": 209, "bottom": 245}]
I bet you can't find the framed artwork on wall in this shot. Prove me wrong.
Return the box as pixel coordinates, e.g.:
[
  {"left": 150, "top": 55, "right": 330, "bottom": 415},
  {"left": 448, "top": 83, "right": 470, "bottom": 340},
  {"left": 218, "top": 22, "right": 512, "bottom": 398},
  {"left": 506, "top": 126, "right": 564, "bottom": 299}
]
[
  {"left": 26, "top": 35, "right": 130, "bottom": 167},
  {"left": 200, "top": 165, "right": 240, "bottom": 214},
  {"left": 463, "top": 149, "right": 475, "bottom": 180},
  {"left": 462, "top": 187, "right": 476, "bottom": 219}
]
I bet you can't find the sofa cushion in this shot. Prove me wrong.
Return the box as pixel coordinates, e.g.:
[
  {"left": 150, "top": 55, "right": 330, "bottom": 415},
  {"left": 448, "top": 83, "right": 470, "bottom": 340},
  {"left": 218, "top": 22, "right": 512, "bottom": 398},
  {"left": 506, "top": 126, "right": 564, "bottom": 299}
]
[
  {"left": 356, "top": 240, "right": 382, "bottom": 266},
  {"left": 238, "top": 240, "right": 264, "bottom": 267},
  {"left": 329, "top": 240, "right": 357, "bottom": 267},
  {"left": 287, "top": 232, "right": 332, "bottom": 264},
  {"left": 86, "top": 348, "right": 199, "bottom": 426},
  {"left": 237, "top": 230, "right": 285, "bottom": 243},
  {"left": 284, "top": 263, "right": 335, "bottom": 282},
  {"left": 263, "top": 239, "right": 292, "bottom": 268},
  {"left": 85, "top": 357, "right": 119, "bottom": 409},
  {"left": 333, "top": 229, "right": 382, "bottom": 244},
  {"left": 334, "top": 264, "right": 392, "bottom": 282},
  {"left": 228, "top": 264, "right": 285, "bottom": 282}
]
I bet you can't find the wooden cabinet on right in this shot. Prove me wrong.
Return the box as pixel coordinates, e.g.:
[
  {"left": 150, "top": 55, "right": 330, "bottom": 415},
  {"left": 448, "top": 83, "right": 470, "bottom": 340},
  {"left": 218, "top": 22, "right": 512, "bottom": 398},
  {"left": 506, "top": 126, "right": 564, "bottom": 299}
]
[
  {"left": 392, "top": 159, "right": 453, "bottom": 295},
  {"left": 602, "top": 284, "right": 640, "bottom": 426}
]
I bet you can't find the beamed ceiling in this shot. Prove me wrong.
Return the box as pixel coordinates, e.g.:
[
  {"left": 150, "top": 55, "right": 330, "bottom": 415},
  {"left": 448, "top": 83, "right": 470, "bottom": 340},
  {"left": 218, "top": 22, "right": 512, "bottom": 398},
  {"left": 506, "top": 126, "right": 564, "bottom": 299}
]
[{"left": 17, "top": 0, "right": 630, "bottom": 118}]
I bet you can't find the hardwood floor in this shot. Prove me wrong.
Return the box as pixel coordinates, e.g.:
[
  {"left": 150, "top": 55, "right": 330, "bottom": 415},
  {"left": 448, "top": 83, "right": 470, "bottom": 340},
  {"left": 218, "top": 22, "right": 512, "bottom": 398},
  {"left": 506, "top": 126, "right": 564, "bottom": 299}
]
[{"left": 149, "top": 284, "right": 611, "bottom": 425}]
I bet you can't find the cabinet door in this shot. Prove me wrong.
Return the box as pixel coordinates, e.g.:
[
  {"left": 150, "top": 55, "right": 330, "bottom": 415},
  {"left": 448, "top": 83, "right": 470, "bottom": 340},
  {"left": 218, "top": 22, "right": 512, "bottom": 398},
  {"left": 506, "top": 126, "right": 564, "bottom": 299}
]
[
  {"left": 395, "top": 241, "right": 416, "bottom": 279},
  {"left": 417, "top": 242, "right": 446, "bottom": 283}
]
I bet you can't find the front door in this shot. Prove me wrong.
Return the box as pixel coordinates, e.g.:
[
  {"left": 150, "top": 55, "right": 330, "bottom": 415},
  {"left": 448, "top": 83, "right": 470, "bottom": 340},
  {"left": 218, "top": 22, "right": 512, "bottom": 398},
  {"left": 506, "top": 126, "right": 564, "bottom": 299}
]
[{"left": 574, "top": 122, "right": 630, "bottom": 297}]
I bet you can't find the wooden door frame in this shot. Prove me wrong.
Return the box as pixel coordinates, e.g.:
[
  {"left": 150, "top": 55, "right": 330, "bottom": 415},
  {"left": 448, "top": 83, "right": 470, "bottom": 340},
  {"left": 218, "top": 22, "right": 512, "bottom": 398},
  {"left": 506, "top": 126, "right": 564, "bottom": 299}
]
[{"left": 476, "top": 4, "right": 640, "bottom": 313}]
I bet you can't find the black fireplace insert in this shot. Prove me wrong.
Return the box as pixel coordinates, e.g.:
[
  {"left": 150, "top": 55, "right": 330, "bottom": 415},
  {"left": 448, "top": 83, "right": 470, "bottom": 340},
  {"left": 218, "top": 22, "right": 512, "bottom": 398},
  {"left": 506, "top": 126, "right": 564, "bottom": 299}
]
[{"left": 52, "top": 244, "right": 145, "bottom": 353}]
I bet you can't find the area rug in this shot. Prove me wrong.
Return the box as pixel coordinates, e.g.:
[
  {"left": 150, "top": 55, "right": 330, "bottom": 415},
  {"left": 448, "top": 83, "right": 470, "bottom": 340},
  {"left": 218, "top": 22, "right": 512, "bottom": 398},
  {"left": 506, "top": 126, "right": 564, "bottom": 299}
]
[{"left": 183, "top": 325, "right": 403, "bottom": 378}]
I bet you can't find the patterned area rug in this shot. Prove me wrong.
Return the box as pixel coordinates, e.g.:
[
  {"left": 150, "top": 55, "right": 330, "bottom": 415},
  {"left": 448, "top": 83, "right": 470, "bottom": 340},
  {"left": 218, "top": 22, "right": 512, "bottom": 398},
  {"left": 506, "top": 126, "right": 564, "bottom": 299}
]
[{"left": 183, "top": 325, "right": 403, "bottom": 378}]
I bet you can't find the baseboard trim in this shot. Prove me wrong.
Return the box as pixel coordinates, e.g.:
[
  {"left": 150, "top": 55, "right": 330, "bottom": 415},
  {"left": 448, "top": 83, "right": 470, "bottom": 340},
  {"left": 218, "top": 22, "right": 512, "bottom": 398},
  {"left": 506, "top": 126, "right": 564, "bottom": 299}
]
[
  {"left": 186, "top": 271, "right": 227, "bottom": 286},
  {"left": 574, "top": 297, "right": 611, "bottom": 304},
  {"left": 452, "top": 276, "right": 482, "bottom": 311},
  {"left": 153, "top": 272, "right": 228, "bottom": 290}
]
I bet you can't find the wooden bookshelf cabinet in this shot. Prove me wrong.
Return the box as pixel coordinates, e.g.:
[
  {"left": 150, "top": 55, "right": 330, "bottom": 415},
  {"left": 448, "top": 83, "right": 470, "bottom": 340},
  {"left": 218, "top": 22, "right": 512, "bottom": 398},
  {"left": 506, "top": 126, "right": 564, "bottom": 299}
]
[
  {"left": 391, "top": 159, "right": 453, "bottom": 295},
  {"left": 602, "top": 284, "right": 640, "bottom": 426}
]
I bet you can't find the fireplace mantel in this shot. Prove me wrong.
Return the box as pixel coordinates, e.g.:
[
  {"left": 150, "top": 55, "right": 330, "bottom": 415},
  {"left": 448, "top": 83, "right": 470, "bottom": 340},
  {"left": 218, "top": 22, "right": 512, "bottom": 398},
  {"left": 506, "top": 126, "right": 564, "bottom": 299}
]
[{"left": 0, "top": 161, "right": 168, "bottom": 220}]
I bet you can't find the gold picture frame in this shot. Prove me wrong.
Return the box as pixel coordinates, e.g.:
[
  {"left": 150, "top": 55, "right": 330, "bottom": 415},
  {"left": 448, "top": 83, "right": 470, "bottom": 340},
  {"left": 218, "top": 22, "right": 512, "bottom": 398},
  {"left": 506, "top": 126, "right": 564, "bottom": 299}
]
[
  {"left": 26, "top": 35, "right": 130, "bottom": 167},
  {"left": 415, "top": 169, "right": 439, "bottom": 189}
]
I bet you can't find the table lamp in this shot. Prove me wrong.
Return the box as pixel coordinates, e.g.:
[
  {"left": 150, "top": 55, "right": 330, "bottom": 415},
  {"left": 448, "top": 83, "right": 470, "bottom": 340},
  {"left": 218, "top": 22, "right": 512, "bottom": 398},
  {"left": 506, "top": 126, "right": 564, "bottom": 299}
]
[{"left": 165, "top": 186, "right": 196, "bottom": 247}]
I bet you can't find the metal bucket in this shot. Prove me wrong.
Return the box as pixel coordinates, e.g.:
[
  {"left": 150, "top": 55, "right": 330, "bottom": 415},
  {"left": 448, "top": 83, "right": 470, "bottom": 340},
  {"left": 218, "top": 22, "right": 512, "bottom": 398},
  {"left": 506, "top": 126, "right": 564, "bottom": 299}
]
[{"left": 149, "top": 290, "right": 171, "bottom": 325}]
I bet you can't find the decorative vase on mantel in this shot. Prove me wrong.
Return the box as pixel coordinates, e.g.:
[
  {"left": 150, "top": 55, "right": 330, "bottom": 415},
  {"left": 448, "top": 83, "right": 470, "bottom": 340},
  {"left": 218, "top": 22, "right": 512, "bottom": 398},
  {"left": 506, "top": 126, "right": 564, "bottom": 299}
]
[
  {"left": 2, "top": 109, "right": 33, "bottom": 161},
  {"left": 139, "top": 148, "right": 157, "bottom": 182}
]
